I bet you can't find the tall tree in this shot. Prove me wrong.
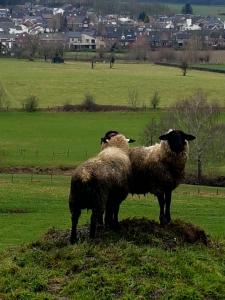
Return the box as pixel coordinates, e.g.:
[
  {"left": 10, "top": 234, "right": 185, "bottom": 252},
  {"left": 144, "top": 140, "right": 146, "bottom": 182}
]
[{"left": 182, "top": 3, "right": 193, "bottom": 14}]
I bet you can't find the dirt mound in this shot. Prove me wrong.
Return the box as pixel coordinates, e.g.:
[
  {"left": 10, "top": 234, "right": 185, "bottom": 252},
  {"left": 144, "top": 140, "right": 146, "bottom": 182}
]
[
  {"left": 118, "top": 218, "right": 209, "bottom": 249},
  {"left": 33, "top": 218, "right": 210, "bottom": 251}
]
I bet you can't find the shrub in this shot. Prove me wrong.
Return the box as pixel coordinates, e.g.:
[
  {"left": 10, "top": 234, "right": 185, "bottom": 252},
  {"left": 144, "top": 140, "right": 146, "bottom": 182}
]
[
  {"left": 151, "top": 91, "right": 160, "bottom": 109},
  {"left": 23, "top": 95, "right": 39, "bottom": 112},
  {"left": 81, "top": 93, "right": 97, "bottom": 111}
]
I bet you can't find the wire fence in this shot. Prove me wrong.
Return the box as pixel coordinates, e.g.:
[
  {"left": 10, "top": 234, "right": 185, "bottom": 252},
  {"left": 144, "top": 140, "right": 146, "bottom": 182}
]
[
  {"left": 0, "top": 173, "right": 224, "bottom": 198},
  {"left": 0, "top": 147, "right": 90, "bottom": 162}
]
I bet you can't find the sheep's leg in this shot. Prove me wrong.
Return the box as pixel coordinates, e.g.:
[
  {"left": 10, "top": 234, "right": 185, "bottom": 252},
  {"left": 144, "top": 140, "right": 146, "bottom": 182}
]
[
  {"left": 157, "top": 193, "right": 167, "bottom": 225},
  {"left": 165, "top": 190, "right": 172, "bottom": 224},
  {"left": 112, "top": 202, "right": 120, "bottom": 230},
  {"left": 90, "top": 210, "right": 97, "bottom": 238},
  {"left": 70, "top": 209, "right": 81, "bottom": 244},
  {"left": 105, "top": 200, "right": 114, "bottom": 228}
]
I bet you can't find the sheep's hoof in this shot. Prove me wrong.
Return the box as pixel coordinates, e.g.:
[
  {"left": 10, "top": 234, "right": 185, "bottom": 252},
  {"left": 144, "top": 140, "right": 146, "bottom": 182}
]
[
  {"left": 70, "top": 237, "right": 79, "bottom": 245},
  {"left": 160, "top": 216, "right": 168, "bottom": 226},
  {"left": 112, "top": 222, "right": 121, "bottom": 231}
]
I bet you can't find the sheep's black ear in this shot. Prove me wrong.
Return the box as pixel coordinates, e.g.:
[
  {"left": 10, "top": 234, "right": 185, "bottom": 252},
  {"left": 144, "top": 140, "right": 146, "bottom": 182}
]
[
  {"left": 159, "top": 133, "right": 169, "bottom": 140},
  {"left": 128, "top": 139, "right": 136, "bottom": 143},
  {"left": 100, "top": 137, "right": 107, "bottom": 144},
  {"left": 184, "top": 133, "right": 196, "bottom": 141}
]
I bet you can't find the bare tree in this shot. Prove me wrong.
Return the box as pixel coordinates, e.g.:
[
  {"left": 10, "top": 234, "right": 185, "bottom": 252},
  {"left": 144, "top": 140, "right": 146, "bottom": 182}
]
[
  {"left": 128, "top": 88, "right": 139, "bottom": 110},
  {"left": 128, "top": 36, "right": 150, "bottom": 61},
  {"left": 151, "top": 90, "right": 160, "bottom": 109},
  {"left": 0, "top": 82, "right": 10, "bottom": 110},
  {"left": 180, "top": 61, "right": 188, "bottom": 76},
  {"left": 172, "top": 90, "right": 223, "bottom": 181},
  {"left": 142, "top": 90, "right": 224, "bottom": 180}
]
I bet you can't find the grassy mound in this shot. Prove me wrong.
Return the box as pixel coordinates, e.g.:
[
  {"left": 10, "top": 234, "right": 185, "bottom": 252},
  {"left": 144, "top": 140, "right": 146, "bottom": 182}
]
[{"left": 0, "top": 218, "right": 224, "bottom": 299}]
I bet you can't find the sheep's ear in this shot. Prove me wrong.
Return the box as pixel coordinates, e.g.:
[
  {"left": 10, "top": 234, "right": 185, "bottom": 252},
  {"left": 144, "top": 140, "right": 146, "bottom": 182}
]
[
  {"left": 159, "top": 133, "right": 169, "bottom": 140},
  {"left": 128, "top": 139, "right": 135, "bottom": 143},
  {"left": 184, "top": 133, "right": 196, "bottom": 141}
]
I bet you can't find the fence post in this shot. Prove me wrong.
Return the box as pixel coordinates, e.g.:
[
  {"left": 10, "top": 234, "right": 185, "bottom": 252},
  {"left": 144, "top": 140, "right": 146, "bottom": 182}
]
[{"left": 11, "top": 174, "right": 14, "bottom": 183}]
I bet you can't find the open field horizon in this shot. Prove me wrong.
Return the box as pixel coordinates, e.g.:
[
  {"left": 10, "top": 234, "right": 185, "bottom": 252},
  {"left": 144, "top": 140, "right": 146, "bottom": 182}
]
[{"left": 1, "top": 59, "right": 225, "bottom": 108}]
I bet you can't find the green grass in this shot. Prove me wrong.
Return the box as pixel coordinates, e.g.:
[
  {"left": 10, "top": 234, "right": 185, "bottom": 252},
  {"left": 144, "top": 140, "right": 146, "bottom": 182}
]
[
  {"left": 1, "top": 59, "right": 225, "bottom": 108},
  {"left": 0, "top": 111, "right": 225, "bottom": 174},
  {"left": 167, "top": 3, "right": 225, "bottom": 19},
  {"left": 0, "top": 111, "right": 156, "bottom": 167},
  {"left": 0, "top": 174, "right": 225, "bottom": 299},
  {"left": 193, "top": 63, "right": 225, "bottom": 71},
  {"left": 0, "top": 173, "right": 224, "bottom": 251}
]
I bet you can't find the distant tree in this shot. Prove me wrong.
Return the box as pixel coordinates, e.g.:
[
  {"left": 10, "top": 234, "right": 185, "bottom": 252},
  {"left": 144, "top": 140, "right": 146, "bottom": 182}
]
[
  {"left": 180, "top": 61, "right": 188, "bottom": 76},
  {"left": 0, "top": 82, "right": 10, "bottom": 110},
  {"left": 142, "top": 90, "right": 224, "bottom": 181},
  {"left": 128, "top": 88, "right": 139, "bottom": 110},
  {"left": 181, "top": 3, "right": 193, "bottom": 15},
  {"left": 138, "top": 11, "right": 149, "bottom": 23},
  {"left": 128, "top": 36, "right": 150, "bottom": 61},
  {"left": 81, "top": 93, "right": 97, "bottom": 111},
  {"left": 151, "top": 91, "right": 160, "bottom": 109},
  {"left": 109, "top": 56, "right": 115, "bottom": 68},
  {"left": 23, "top": 95, "right": 39, "bottom": 112}
]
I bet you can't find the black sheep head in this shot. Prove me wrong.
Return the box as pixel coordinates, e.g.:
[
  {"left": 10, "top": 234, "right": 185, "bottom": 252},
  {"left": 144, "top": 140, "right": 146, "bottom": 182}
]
[
  {"left": 159, "top": 129, "right": 196, "bottom": 154},
  {"left": 100, "top": 130, "right": 135, "bottom": 145}
]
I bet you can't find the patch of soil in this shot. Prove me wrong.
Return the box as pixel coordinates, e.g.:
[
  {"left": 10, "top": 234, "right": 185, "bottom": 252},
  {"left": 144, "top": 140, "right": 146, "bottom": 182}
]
[
  {"left": 46, "top": 104, "right": 144, "bottom": 112},
  {"left": 118, "top": 218, "right": 209, "bottom": 249},
  {"left": 184, "top": 174, "right": 225, "bottom": 187},
  {"left": 0, "top": 166, "right": 76, "bottom": 175},
  {"left": 0, "top": 208, "right": 31, "bottom": 214},
  {"left": 34, "top": 218, "right": 210, "bottom": 251}
]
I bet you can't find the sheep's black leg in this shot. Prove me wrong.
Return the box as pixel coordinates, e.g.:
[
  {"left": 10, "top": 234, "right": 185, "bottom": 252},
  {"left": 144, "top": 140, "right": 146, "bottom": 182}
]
[
  {"left": 112, "top": 202, "right": 120, "bottom": 230},
  {"left": 165, "top": 190, "right": 172, "bottom": 224},
  {"left": 90, "top": 210, "right": 97, "bottom": 238},
  {"left": 157, "top": 193, "right": 166, "bottom": 225},
  {"left": 70, "top": 209, "right": 81, "bottom": 244},
  {"left": 105, "top": 200, "right": 113, "bottom": 228}
]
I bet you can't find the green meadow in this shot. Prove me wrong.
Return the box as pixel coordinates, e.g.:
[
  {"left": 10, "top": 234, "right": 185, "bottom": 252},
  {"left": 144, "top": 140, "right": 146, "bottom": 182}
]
[
  {"left": 0, "top": 59, "right": 225, "bottom": 298},
  {"left": 167, "top": 3, "right": 225, "bottom": 19},
  {"left": 0, "top": 111, "right": 155, "bottom": 167},
  {"left": 0, "top": 173, "right": 224, "bottom": 250},
  {"left": 0, "top": 174, "right": 225, "bottom": 299},
  {"left": 1, "top": 59, "right": 225, "bottom": 108}
]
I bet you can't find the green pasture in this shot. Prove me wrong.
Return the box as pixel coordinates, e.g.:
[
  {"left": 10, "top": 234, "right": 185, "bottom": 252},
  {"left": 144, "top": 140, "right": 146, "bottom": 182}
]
[
  {"left": 0, "top": 173, "right": 224, "bottom": 251},
  {"left": 1, "top": 59, "right": 225, "bottom": 108},
  {"left": 193, "top": 63, "right": 225, "bottom": 72},
  {"left": 0, "top": 111, "right": 155, "bottom": 167},
  {"left": 167, "top": 3, "right": 225, "bottom": 19},
  {"left": 0, "top": 111, "right": 225, "bottom": 174}
]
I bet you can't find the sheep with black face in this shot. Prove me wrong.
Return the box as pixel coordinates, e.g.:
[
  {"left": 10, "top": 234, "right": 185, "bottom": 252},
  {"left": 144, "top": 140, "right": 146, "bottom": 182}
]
[
  {"left": 129, "top": 129, "right": 195, "bottom": 225},
  {"left": 69, "top": 131, "right": 134, "bottom": 244}
]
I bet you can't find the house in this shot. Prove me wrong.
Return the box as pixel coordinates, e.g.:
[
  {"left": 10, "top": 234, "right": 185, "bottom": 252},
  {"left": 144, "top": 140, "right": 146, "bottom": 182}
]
[
  {"left": 66, "top": 31, "right": 96, "bottom": 50},
  {"left": 0, "top": 33, "right": 16, "bottom": 53}
]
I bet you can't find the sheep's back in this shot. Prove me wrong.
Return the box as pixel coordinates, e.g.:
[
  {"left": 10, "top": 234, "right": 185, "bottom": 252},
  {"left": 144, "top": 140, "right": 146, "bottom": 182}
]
[{"left": 129, "top": 146, "right": 181, "bottom": 195}]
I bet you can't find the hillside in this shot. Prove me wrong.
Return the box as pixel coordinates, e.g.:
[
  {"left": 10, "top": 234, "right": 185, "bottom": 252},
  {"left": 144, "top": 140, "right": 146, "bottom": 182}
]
[{"left": 0, "top": 220, "right": 225, "bottom": 299}]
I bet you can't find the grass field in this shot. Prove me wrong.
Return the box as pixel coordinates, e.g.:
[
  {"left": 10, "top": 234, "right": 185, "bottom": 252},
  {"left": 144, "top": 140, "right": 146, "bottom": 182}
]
[
  {"left": 0, "top": 111, "right": 225, "bottom": 175},
  {"left": 0, "top": 174, "right": 225, "bottom": 249},
  {"left": 0, "top": 173, "right": 224, "bottom": 251},
  {"left": 0, "top": 111, "right": 155, "bottom": 167},
  {"left": 1, "top": 59, "right": 225, "bottom": 108},
  {"left": 193, "top": 63, "right": 225, "bottom": 72},
  {"left": 167, "top": 3, "right": 225, "bottom": 19},
  {"left": 0, "top": 174, "right": 225, "bottom": 299}
]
